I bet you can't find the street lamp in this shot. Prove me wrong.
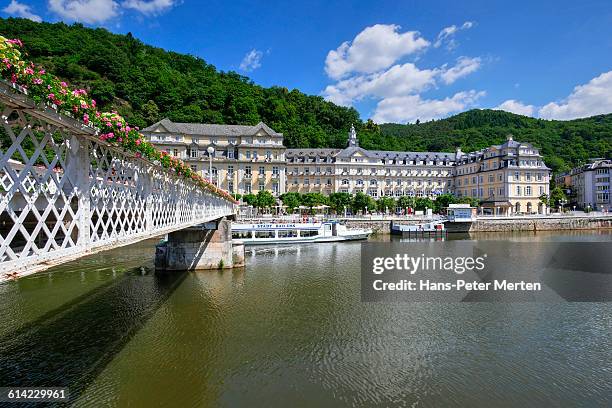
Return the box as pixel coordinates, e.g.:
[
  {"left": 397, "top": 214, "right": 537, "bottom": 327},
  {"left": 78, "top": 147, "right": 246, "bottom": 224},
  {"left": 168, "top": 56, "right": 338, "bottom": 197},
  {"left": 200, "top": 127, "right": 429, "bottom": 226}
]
[{"left": 207, "top": 146, "right": 215, "bottom": 184}]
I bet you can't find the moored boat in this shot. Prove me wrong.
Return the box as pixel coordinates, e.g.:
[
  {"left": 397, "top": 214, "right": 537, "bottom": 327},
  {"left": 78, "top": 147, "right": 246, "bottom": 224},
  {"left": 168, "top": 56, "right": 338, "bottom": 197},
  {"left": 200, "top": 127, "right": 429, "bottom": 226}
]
[{"left": 231, "top": 221, "right": 372, "bottom": 245}]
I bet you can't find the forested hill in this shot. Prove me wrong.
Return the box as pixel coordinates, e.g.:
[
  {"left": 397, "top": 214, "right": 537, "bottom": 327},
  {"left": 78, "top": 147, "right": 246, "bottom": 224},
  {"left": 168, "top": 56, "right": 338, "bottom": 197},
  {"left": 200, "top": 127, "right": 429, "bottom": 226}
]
[
  {"left": 1, "top": 18, "right": 611, "bottom": 173},
  {"left": 0, "top": 18, "right": 362, "bottom": 149},
  {"left": 377, "top": 110, "right": 612, "bottom": 173}
]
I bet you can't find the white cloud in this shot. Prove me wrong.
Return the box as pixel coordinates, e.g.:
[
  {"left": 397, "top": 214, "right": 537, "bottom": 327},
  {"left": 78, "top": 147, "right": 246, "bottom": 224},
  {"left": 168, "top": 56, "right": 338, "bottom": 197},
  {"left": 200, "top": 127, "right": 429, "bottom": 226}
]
[
  {"left": 495, "top": 99, "right": 536, "bottom": 116},
  {"left": 538, "top": 71, "right": 612, "bottom": 120},
  {"left": 440, "top": 56, "right": 481, "bottom": 84},
  {"left": 324, "top": 24, "right": 429, "bottom": 80},
  {"left": 323, "top": 63, "right": 438, "bottom": 106},
  {"left": 48, "top": 0, "right": 120, "bottom": 23},
  {"left": 239, "top": 49, "right": 263, "bottom": 72},
  {"left": 2, "top": 0, "right": 42, "bottom": 22},
  {"left": 122, "top": 0, "right": 176, "bottom": 15},
  {"left": 434, "top": 21, "right": 474, "bottom": 49},
  {"left": 372, "top": 90, "right": 485, "bottom": 124}
]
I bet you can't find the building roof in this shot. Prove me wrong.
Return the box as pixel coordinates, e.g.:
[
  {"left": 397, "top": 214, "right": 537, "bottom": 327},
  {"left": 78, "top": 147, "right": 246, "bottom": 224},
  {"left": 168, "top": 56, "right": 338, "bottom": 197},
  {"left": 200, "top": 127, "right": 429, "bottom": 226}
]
[{"left": 142, "top": 118, "right": 283, "bottom": 137}]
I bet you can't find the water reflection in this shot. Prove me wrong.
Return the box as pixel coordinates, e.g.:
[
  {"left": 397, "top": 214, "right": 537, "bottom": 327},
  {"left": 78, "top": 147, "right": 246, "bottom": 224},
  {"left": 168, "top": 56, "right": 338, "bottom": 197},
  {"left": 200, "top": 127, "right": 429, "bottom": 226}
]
[{"left": 0, "top": 232, "right": 610, "bottom": 406}]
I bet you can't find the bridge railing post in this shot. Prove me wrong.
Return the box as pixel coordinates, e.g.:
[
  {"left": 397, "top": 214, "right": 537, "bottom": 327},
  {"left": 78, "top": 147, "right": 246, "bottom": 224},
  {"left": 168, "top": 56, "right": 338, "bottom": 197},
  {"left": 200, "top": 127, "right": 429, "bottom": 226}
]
[{"left": 65, "top": 135, "right": 91, "bottom": 249}]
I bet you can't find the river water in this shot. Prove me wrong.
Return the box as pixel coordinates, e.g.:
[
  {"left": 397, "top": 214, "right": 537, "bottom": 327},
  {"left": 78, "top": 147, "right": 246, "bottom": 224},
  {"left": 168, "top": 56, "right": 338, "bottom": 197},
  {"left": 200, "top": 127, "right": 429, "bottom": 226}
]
[{"left": 0, "top": 231, "right": 611, "bottom": 407}]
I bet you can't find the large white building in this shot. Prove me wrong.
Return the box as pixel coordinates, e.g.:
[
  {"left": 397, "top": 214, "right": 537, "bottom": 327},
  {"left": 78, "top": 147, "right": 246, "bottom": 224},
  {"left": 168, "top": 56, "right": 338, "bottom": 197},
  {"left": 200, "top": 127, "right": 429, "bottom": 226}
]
[{"left": 143, "top": 120, "right": 551, "bottom": 214}]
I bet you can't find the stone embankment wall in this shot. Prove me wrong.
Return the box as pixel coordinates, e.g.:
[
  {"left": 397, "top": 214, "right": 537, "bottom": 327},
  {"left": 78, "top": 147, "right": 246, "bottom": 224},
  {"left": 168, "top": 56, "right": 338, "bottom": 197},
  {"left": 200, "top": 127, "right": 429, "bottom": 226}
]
[
  {"left": 342, "top": 216, "right": 612, "bottom": 235},
  {"left": 469, "top": 216, "right": 612, "bottom": 232}
]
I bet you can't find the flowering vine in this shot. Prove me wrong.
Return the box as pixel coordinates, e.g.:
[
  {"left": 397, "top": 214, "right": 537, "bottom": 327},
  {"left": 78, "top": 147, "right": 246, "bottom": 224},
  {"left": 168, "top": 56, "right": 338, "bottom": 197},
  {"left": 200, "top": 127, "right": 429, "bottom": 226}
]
[{"left": 0, "top": 36, "right": 237, "bottom": 204}]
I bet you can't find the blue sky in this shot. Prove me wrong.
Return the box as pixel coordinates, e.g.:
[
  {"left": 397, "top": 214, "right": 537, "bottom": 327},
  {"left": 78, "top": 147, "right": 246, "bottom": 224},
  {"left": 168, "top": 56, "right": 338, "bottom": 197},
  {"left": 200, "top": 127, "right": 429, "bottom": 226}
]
[{"left": 2, "top": 0, "right": 612, "bottom": 123}]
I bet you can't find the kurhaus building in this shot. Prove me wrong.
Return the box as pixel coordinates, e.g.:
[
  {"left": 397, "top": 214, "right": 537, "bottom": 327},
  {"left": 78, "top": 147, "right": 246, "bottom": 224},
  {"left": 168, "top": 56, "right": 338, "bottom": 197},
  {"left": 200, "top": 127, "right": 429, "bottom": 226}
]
[{"left": 143, "top": 120, "right": 551, "bottom": 215}]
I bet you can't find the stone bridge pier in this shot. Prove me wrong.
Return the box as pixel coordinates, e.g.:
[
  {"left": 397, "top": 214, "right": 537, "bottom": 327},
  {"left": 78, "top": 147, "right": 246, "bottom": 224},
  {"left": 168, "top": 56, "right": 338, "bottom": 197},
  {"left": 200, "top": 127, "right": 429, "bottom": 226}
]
[{"left": 155, "top": 219, "right": 244, "bottom": 271}]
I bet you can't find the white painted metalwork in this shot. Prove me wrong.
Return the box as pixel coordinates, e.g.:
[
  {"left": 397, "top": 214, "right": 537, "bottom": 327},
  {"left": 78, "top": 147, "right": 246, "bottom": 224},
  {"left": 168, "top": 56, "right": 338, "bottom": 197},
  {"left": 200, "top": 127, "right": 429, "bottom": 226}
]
[{"left": 0, "top": 81, "right": 236, "bottom": 279}]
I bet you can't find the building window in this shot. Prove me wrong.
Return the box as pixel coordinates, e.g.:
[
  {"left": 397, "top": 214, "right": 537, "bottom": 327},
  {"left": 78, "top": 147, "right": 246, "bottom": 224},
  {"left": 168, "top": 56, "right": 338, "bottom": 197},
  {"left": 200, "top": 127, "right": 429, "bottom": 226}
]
[
  {"left": 304, "top": 179, "right": 310, "bottom": 185},
  {"left": 173, "top": 149, "right": 179, "bottom": 157},
  {"left": 516, "top": 186, "right": 522, "bottom": 196},
  {"left": 342, "top": 179, "right": 349, "bottom": 185},
  {"left": 245, "top": 184, "right": 251, "bottom": 194},
  {"left": 526, "top": 172, "right": 532, "bottom": 182},
  {"left": 272, "top": 166, "right": 279, "bottom": 176},
  {"left": 228, "top": 181, "right": 234, "bottom": 192},
  {"left": 246, "top": 151, "right": 251, "bottom": 159},
  {"left": 228, "top": 150, "right": 234, "bottom": 159},
  {"left": 245, "top": 166, "right": 252, "bottom": 176},
  {"left": 356, "top": 179, "right": 364, "bottom": 186},
  {"left": 259, "top": 166, "right": 265, "bottom": 176},
  {"left": 190, "top": 149, "right": 198, "bottom": 158},
  {"left": 526, "top": 186, "right": 532, "bottom": 196},
  {"left": 272, "top": 183, "right": 279, "bottom": 194},
  {"left": 228, "top": 166, "right": 234, "bottom": 176},
  {"left": 514, "top": 171, "right": 520, "bottom": 181}
]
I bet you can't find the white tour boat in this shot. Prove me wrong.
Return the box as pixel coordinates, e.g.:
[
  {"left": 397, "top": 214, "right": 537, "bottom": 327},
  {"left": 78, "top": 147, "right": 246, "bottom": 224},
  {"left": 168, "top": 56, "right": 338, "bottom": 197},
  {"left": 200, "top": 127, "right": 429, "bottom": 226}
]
[{"left": 231, "top": 221, "right": 372, "bottom": 245}]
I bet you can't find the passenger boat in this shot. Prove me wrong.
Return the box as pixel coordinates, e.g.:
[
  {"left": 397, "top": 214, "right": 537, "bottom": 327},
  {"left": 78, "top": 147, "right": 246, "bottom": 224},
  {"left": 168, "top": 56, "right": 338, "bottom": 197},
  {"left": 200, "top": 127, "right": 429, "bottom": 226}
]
[
  {"left": 231, "top": 221, "right": 372, "bottom": 245},
  {"left": 390, "top": 220, "right": 445, "bottom": 235}
]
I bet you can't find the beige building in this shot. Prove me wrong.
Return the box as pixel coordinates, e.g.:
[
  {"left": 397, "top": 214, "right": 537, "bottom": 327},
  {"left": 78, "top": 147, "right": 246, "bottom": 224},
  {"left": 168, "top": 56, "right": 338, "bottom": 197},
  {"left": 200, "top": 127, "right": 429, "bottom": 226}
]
[
  {"left": 142, "top": 119, "right": 286, "bottom": 196},
  {"left": 144, "top": 120, "right": 550, "bottom": 214},
  {"left": 454, "top": 136, "right": 550, "bottom": 215}
]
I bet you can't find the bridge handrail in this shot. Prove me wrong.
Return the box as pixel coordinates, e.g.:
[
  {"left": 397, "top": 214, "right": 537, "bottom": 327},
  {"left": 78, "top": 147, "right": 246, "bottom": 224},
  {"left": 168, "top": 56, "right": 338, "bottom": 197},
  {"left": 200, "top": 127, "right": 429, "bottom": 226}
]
[{"left": 0, "top": 36, "right": 236, "bottom": 204}]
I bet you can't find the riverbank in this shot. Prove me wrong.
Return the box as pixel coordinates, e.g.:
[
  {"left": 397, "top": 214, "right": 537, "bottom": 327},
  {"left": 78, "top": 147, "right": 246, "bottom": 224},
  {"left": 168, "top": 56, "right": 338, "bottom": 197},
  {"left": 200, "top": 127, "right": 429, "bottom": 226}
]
[{"left": 342, "top": 214, "right": 612, "bottom": 234}]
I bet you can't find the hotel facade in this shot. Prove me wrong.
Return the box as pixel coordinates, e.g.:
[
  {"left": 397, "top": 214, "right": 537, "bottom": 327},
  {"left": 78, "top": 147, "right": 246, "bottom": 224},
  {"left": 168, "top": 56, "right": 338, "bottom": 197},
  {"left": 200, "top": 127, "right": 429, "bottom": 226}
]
[{"left": 143, "top": 120, "right": 551, "bottom": 215}]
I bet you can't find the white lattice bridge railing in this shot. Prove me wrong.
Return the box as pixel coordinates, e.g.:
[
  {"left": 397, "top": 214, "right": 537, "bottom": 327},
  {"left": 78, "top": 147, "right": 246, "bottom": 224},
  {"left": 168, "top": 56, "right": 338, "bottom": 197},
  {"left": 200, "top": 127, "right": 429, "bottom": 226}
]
[{"left": 0, "top": 82, "right": 236, "bottom": 279}]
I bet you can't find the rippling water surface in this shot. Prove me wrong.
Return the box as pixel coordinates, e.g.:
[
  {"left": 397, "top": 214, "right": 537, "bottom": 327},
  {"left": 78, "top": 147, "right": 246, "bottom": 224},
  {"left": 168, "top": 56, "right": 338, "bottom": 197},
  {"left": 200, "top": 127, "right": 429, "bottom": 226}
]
[{"left": 0, "top": 231, "right": 611, "bottom": 407}]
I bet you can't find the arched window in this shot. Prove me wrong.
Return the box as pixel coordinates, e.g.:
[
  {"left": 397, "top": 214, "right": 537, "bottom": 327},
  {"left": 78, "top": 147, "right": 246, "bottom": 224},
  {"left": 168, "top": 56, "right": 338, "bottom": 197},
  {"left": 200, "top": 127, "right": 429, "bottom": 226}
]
[
  {"left": 356, "top": 179, "right": 364, "bottom": 186},
  {"left": 342, "top": 179, "right": 349, "bottom": 185},
  {"left": 515, "top": 202, "right": 521, "bottom": 213},
  {"left": 370, "top": 179, "right": 377, "bottom": 186},
  {"left": 527, "top": 202, "right": 532, "bottom": 213}
]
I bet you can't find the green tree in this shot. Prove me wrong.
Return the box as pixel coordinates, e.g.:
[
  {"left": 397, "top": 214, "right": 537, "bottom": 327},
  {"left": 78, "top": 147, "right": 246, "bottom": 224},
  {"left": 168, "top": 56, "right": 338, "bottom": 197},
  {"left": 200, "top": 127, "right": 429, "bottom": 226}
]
[
  {"left": 397, "top": 196, "right": 415, "bottom": 211},
  {"left": 242, "top": 193, "right": 257, "bottom": 207},
  {"left": 255, "top": 190, "right": 276, "bottom": 211},
  {"left": 548, "top": 186, "right": 567, "bottom": 209},
  {"left": 433, "top": 193, "right": 456, "bottom": 213},
  {"left": 414, "top": 197, "right": 434, "bottom": 211},
  {"left": 377, "top": 197, "right": 396, "bottom": 213},
  {"left": 328, "top": 192, "right": 352, "bottom": 214},
  {"left": 351, "top": 192, "right": 371, "bottom": 213},
  {"left": 301, "top": 192, "right": 328, "bottom": 212},
  {"left": 280, "top": 192, "right": 301, "bottom": 213}
]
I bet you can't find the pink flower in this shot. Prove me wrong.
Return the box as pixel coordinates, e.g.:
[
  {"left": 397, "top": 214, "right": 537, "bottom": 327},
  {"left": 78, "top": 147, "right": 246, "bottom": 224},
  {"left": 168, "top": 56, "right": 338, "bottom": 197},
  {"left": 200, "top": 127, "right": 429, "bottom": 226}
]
[
  {"left": 33, "top": 78, "right": 42, "bottom": 85},
  {"left": 135, "top": 139, "right": 141, "bottom": 146},
  {"left": 39, "top": 69, "right": 45, "bottom": 75},
  {"left": 83, "top": 113, "right": 89, "bottom": 124},
  {"left": 47, "top": 93, "right": 55, "bottom": 99},
  {"left": 61, "top": 82, "right": 67, "bottom": 87}
]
